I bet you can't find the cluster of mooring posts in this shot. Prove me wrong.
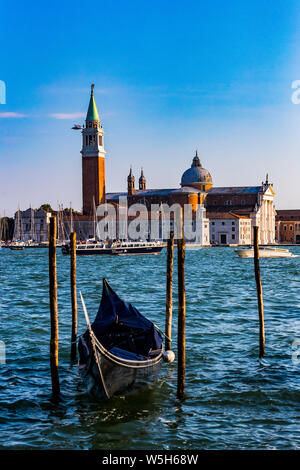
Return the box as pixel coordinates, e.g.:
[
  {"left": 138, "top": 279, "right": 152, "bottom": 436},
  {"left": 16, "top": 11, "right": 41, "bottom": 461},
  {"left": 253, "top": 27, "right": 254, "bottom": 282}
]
[{"left": 48, "top": 215, "right": 265, "bottom": 401}]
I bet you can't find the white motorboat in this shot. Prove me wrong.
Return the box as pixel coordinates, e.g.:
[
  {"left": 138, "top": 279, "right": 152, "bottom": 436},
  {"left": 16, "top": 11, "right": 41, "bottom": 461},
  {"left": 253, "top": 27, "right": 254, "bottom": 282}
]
[
  {"left": 111, "top": 240, "right": 164, "bottom": 256},
  {"left": 62, "top": 240, "right": 112, "bottom": 255},
  {"left": 235, "top": 246, "right": 293, "bottom": 258}
]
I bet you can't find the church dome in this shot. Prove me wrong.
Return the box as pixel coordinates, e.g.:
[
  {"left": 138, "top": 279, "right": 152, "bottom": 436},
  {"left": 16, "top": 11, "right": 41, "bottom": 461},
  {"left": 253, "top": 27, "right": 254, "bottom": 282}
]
[{"left": 180, "top": 151, "right": 212, "bottom": 189}]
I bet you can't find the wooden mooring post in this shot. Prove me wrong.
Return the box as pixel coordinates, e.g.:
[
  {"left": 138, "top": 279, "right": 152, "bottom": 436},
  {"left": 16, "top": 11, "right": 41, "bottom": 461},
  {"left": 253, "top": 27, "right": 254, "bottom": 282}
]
[
  {"left": 253, "top": 226, "right": 265, "bottom": 358},
  {"left": 165, "top": 231, "right": 174, "bottom": 351},
  {"left": 49, "top": 216, "right": 60, "bottom": 398},
  {"left": 70, "top": 232, "right": 77, "bottom": 361},
  {"left": 177, "top": 222, "right": 186, "bottom": 399}
]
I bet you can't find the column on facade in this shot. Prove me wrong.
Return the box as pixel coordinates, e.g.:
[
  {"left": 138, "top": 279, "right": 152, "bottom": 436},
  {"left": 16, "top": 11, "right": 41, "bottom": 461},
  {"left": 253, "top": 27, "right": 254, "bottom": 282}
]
[
  {"left": 269, "top": 200, "right": 272, "bottom": 243},
  {"left": 259, "top": 199, "right": 265, "bottom": 244},
  {"left": 266, "top": 199, "right": 269, "bottom": 244}
]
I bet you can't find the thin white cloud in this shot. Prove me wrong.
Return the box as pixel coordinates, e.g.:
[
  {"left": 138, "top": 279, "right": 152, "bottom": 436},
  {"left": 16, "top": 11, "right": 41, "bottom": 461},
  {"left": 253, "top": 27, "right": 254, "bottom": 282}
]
[
  {"left": 0, "top": 112, "right": 27, "bottom": 118},
  {"left": 49, "top": 112, "right": 86, "bottom": 120}
]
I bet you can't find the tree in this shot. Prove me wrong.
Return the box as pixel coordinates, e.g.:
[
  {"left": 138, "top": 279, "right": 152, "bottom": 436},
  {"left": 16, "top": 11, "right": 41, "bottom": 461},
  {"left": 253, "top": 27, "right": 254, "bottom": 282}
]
[
  {"left": 1, "top": 217, "right": 14, "bottom": 241},
  {"left": 38, "top": 204, "right": 53, "bottom": 212},
  {"left": 63, "top": 207, "right": 81, "bottom": 215}
]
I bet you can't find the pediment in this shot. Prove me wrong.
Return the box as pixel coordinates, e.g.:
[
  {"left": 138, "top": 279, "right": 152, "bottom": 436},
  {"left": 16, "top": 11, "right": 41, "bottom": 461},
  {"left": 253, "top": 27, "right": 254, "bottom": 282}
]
[{"left": 264, "top": 185, "right": 275, "bottom": 196}]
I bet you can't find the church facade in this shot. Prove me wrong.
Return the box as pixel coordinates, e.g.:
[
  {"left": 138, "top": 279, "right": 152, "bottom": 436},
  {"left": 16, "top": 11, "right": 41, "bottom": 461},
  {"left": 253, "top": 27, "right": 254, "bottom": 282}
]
[{"left": 72, "top": 86, "right": 277, "bottom": 244}]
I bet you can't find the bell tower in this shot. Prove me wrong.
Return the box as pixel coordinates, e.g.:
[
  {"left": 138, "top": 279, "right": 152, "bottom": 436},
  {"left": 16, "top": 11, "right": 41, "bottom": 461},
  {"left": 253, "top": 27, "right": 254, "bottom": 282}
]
[
  {"left": 127, "top": 167, "right": 135, "bottom": 196},
  {"left": 139, "top": 168, "right": 146, "bottom": 190},
  {"left": 81, "top": 84, "right": 106, "bottom": 215}
]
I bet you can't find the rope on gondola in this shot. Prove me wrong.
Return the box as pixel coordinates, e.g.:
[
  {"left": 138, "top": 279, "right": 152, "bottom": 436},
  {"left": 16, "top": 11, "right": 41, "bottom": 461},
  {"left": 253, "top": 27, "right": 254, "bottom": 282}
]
[
  {"left": 153, "top": 323, "right": 172, "bottom": 342},
  {"left": 93, "top": 334, "right": 163, "bottom": 369},
  {"left": 79, "top": 291, "right": 110, "bottom": 399}
]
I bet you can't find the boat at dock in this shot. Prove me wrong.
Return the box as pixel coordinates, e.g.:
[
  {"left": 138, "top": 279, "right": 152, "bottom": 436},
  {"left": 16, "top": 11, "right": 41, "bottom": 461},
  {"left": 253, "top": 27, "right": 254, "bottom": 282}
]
[
  {"left": 111, "top": 240, "right": 164, "bottom": 256},
  {"left": 62, "top": 240, "right": 112, "bottom": 255},
  {"left": 9, "top": 241, "right": 25, "bottom": 250},
  {"left": 62, "top": 240, "right": 164, "bottom": 256},
  {"left": 78, "top": 279, "right": 163, "bottom": 398},
  {"left": 235, "top": 246, "right": 293, "bottom": 258}
]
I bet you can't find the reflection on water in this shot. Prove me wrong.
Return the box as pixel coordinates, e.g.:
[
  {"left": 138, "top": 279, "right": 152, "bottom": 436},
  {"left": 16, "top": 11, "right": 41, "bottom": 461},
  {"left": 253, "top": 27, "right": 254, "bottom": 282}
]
[{"left": 0, "top": 247, "right": 300, "bottom": 449}]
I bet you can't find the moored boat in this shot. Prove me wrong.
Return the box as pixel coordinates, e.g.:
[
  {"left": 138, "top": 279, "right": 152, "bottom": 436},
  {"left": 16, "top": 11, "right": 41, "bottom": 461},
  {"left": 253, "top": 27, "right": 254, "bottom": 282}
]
[
  {"left": 235, "top": 246, "right": 293, "bottom": 258},
  {"left": 62, "top": 240, "right": 112, "bottom": 255},
  {"left": 9, "top": 241, "right": 25, "bottom": 251},
  {"left": 111, "top": 240, "right": 164, "bottom": 256},
  {"left": 62, "top": 239, "right": 164, "bottom": 256},
  {"left": 78, "top": 279, "right": 164, "bottom": 398}
]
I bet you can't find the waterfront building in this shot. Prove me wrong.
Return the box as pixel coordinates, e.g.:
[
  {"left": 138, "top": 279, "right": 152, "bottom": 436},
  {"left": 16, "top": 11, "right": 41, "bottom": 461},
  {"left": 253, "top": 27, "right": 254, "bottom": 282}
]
[
  {"left": 107, "top": 158, "right": 275, "bottom": 244},
  {"left": 12, "top": 86, "right": 276, "bottom": 246},
  {"left": 275, "top": 210, "right": 300, "bottom": 244},
  {"left": 205, "top": 179, "right": 276, "bottom": 245},
  {"left": 106, "top": 155, "right": 210, "bottom": 244},
  {"left": 71, "top": 86, "right": 276, "bottom": 245},
  {"left": 207, "top": 212, "right": 252, "bottom": 245},
  {"left": 14, "top": 208, "right": 51, "bottom": 242}
]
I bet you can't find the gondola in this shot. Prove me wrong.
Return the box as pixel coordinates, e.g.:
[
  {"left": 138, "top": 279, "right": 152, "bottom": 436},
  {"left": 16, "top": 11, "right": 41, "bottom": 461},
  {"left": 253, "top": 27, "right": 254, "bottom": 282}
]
[{"left": 78, "top": 279, "right": 164, "bottom": 398}]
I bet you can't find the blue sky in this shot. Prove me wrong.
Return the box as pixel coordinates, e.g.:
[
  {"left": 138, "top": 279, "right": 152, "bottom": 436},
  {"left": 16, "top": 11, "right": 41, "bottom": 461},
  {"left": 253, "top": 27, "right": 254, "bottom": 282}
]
[{"left": 1, "top": 0, "right": 300, "bottom": 215}]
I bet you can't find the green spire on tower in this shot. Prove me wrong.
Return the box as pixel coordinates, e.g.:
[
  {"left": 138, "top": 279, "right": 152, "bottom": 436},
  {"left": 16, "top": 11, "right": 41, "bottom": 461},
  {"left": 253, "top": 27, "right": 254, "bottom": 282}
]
[{"left": 86, "top": 84, "right": 100, "bottom": 121}]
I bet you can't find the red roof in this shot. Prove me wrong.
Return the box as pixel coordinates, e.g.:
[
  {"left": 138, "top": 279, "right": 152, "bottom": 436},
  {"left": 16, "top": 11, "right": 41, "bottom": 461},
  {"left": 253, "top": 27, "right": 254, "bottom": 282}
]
[{"left": 207, "top": 211, "right": 251, "bottom": 220}]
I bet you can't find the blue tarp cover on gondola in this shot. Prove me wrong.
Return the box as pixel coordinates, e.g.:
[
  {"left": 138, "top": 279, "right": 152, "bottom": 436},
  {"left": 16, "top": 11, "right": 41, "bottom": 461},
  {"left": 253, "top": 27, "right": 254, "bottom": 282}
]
[
  {"left": 79, "top": 279, "right": 163, "bottom": 364},
  {"left": 92, "top": 279, "right": 155, "bottom": 336}
]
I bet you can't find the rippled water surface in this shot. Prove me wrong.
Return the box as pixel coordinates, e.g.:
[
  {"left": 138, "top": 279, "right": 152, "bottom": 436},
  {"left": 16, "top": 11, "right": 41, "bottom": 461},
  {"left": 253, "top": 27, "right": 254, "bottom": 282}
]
[{"left": 0, "top": 246, "right": 300, "bottom": 449}]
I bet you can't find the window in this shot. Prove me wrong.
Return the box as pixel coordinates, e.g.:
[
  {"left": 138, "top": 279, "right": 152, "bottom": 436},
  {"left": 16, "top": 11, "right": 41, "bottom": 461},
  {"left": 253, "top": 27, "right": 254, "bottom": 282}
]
[
  {"left": 212, "top": 222, "right": 215, "bottom": 225},
  {"left": 232, "top": 221, "right": 235, "bottom": 225},
  {"left": 241, "top": 200, "right": 246, "bottom": 205},
  {"left": 222, "top": 222, "right": 225, "bottom": 226},
  {"left": 290, "top": 225, "right": 293, "bottom": 231},
  {"left": 284, "top": 225, "right": 287, "bottom": 231},
  {"left": 99, "top": 135, "right": 103, "bottom": 146},
  {"left": 232, "top": 234, "right": 235, "bottom": 240},
  {"left": 232, "top": 226, "right": 235, "bottom": 231}
]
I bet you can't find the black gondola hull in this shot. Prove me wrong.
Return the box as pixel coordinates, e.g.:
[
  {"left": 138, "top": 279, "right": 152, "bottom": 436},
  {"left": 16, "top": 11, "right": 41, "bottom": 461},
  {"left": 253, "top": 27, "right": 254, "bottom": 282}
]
[
  {"left": 80, "top": 342, "right": 163, "bottom": 398},
  {"left": 78, "top": 279, "right": 164, "bottom": 399}
]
